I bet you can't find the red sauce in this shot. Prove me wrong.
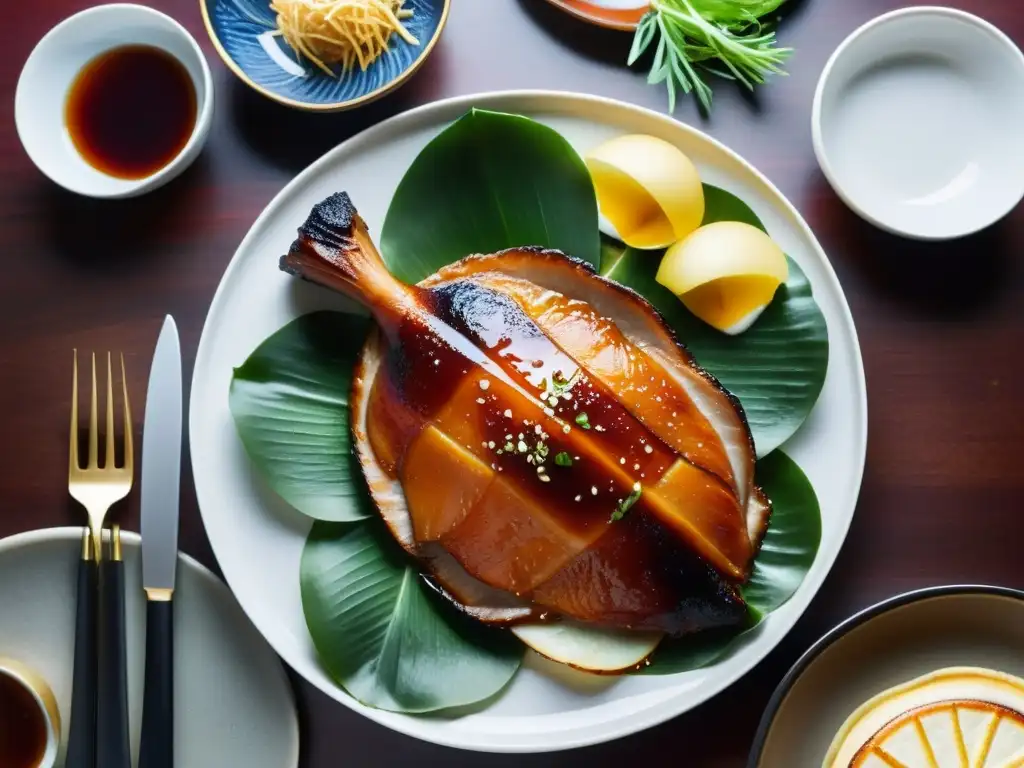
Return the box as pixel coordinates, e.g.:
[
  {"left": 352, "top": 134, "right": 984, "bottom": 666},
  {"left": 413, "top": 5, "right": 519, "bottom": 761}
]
[
  {"left": 65, "top": 45, "right": 197, "bottom": 180},
  {"left": 0, "top": 673, "right": 47, "bottom": 768}
]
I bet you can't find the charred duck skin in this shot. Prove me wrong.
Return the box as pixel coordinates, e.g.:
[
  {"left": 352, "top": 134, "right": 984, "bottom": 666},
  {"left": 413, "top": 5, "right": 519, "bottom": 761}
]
[{"left": 280, "top": 192, "right": 770, "bottom": 637}]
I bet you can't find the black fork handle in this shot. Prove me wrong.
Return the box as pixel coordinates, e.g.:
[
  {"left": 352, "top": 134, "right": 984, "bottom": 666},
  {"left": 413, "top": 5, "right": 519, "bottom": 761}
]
[
  {"left": 65, "top": 549, "right": 97, "bottom": 768},
  {"left": 96, "top": 557, "right": 132, "bottom": 768}
]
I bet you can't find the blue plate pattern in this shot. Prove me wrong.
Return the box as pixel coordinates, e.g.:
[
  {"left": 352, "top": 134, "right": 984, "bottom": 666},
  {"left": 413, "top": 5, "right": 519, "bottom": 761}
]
[{"left": 202, "top": 0, "right": 447, "bottom": 110}]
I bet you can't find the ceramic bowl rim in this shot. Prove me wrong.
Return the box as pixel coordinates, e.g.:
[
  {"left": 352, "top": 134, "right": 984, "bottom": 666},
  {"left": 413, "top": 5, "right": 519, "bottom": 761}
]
[
  {"left": 0, "top": 659, "right": 61, "bottom": 766},
  {"left": 810, "top": 5, "right": 1024, "bottom": 241},
  {"left": 198, "top": 0, "right": 452, "bottom": 112},
  {"left": 14, "top": 2, "right": 215, "bottom": 199},
  {"left": 746, "top": 584, "right": 1024, "bottom": 766},
  {"left": 540, "top": 0, "right": 646, "bottom": 31}
]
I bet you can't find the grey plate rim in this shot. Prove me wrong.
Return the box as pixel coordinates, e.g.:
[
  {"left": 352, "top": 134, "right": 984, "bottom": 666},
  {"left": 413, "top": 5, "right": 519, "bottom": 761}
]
[{"left": 746, "top": 583, "right": 1024, "bottom": 766}]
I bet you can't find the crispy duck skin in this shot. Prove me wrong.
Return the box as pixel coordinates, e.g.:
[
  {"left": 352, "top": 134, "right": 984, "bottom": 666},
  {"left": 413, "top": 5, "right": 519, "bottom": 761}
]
[{"left": 280, "top": 192, "right": 769, "bottom": 637}]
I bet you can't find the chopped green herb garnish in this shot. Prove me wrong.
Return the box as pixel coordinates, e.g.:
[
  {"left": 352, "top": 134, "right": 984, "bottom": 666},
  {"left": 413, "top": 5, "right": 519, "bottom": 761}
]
[
  {"left": 554, "top": 452, "right": 573, "bottom": 467},
  {"left": 610, "top": 484, "right": 643, "bottom": 522},
  {"left": 575, "top": 412, "right": 591, "bottom": 429}
]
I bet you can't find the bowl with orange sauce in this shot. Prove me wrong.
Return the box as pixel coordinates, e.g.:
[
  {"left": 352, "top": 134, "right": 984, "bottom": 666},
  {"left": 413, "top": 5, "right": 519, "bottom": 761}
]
[{"left": 15, "top": 4, "right": 214, "bottom": 198}]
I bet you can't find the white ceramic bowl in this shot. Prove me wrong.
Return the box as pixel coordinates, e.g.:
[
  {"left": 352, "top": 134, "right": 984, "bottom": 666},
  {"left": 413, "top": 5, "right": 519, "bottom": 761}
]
[
  {"left": 15, "top": 4, "right": 214, "bottom": 198},
  {"left": 812, "top": 7, "right": 1024, "bottom": 240}
]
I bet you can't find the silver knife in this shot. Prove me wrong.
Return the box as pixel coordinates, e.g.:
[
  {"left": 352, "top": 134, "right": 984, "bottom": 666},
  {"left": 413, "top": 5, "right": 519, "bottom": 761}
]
[{"left": 139, "top": 315, "right": 182, "bottom": 768}]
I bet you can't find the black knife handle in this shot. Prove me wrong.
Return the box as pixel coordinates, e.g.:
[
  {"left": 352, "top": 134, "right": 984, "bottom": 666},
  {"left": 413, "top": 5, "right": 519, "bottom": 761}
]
[
  {"left": 65, "top": 544, "right": 97, "bottom": 768},
  {"left": 140, "top": 597, "right": 174, "bottom": 768},
  {"left": 97, "top": 557, "right": 132, "bottom": 768}
]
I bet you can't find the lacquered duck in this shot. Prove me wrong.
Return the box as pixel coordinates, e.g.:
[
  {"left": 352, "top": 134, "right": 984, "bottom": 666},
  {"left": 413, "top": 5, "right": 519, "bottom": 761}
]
[{"left": 281, "top": 192, "right": 771, "bottom": 671}]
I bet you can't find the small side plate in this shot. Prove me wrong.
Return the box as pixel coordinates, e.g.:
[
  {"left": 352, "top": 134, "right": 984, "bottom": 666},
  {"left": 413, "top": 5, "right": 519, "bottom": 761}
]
[
  {"left": 0, "top": 528, "right": 299, "bottom": 768},
  {"left": 200, "top": 0, "right": 449, "bottom": 111},
  {"left": 749, "top": 586, "right": 1024, "bottom": 766}
]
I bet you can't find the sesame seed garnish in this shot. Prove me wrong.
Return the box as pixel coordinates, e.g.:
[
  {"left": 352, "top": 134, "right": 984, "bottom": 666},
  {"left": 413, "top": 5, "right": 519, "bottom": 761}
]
[
  {"left": 562, "top": 424, "right": 571, "bottom": 434},
  {"left": 595, "top": 425, "right": 606, "bottom": 432},
  {"left": 476, "top": 398, "right": 485, "bottom": 404},
  {"left": 517, "top": 440, "right": 528, "bottom": 453},
  {"left": 535, "top": 424, "right": 543, "bottom": 435},
  {"left": 574, "top": 495, "right": 582, "bottom": 502},
  {"left": 433, "top": 359, "right": 440, "bottom": 366},
  {"left": 488, "top": 441, "right": 495, "bottom": 449},
  {"left": 536, "top": 466, "right": 546, "bottom": 474},
  {"left": 655, "top": 396, "right": 662, "bottom": 403},
  {"left": 479, "top": 379, "right": 490, "bottom": 390},
  {"left": 543, "top": 407, "right": 554, "bottom": 417},
  {"left": 634, "top": 463, "right": 640, "bottom": 470},
  {"left": 591, "top": 486, "right": 598, "bottom": 495},
  {"left": 633, "top": 481, "right": 642, "bottom": 492},
  {"left": 503, "top": 409, "right": 513, "bottom": 418},
  {"left": 644, "top": 445, "right": 653, "bottom": 454},
  {"left": 539, "top": 474, "right": 551, "bottom": 483},
  {"left": 619, "top": 458, "right": 626, "bottom": 465}
]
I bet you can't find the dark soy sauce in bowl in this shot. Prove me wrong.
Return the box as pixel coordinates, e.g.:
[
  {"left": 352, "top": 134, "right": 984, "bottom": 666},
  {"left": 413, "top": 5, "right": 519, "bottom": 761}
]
[
  {"left": 65, "top": 44, "right": 197, "bottom": 180},
  {"left": 0, "top": 673, "right": 46, "bottom": 768}
]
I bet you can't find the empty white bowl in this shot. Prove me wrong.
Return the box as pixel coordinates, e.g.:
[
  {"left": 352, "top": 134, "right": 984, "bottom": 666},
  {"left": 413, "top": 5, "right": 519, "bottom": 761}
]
[
  {"left": 812, "top": 7, "right": 1024, "bottom": 240},
  {"left": 15, "top": 4, "right": 214, "bottom": 198}
]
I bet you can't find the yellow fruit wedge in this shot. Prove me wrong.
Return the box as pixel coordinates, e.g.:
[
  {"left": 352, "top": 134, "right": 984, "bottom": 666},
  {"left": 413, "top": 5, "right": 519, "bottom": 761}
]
[
  {"left": 825, "top": 667, "right": 1024, "bottom": 768},
  {"left": 585, "top": 134, "right": 705, "bottom": 249},
  {"left": 655, "top": 221, "right": 788, "bottom": 335}
]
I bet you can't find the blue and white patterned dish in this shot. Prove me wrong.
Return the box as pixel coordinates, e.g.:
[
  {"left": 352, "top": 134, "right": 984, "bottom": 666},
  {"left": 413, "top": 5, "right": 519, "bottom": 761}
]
[{"left": 200, "top": 0, "right": 449, "bottom": 111}]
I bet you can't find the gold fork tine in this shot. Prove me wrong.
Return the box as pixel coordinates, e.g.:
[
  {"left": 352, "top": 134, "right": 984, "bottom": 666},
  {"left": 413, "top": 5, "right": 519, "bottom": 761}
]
[
  {"left": 70, "top": 350, "right": 79, "bottom": 473},
  {"left": 69, "top": 351, "right": 134, "bottom": 563},
  {"left": 121, "top": 353, "right": 133, "bottom": 476},
  {"left": 106, "top": 352, "right": 115, "bottom": 469},
  {"left": 88, "top": 352, "right": 98, "bottom": 470}
]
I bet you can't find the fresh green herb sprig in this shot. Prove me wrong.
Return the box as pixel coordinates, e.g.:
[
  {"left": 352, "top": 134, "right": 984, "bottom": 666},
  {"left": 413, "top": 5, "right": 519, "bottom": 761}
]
[
  {"left": 610, "top": 483, "right": 643, "bottom": 522},
  {"left": 629, "top": 0, "right": 793, "bottom": 112}
]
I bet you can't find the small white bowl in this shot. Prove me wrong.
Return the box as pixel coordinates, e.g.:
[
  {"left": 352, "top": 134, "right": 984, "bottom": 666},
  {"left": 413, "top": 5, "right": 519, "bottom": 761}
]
[
  {"left": 812, "top": 7, "right": 1024, "bottom": 240},
  {"left": 15, "top": 4, "right": 214, "bottom": 199},
  {"left": 0, "top": 657, "right": 60, "bottom": 768}
]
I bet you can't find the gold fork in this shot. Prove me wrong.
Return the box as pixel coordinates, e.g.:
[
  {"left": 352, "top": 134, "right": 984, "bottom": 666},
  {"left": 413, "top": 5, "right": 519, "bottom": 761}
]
[{"left": 68, "top": 351, "right": 134, "bottom": 558}]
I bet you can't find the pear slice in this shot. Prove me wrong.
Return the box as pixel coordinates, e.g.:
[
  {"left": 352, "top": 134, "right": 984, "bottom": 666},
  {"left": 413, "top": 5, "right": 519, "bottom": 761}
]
[
  {"left": 825, "top": 667, "right": 1024, "bottom": 767},
  {"left": 512, "top": 622, "right": 663, "bottom": 674}
]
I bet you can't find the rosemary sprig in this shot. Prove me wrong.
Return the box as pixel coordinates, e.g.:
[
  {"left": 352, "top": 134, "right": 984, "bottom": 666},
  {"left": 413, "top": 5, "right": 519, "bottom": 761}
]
[{"left": 628, "top": 0, "right": 793, "bottom": 112}]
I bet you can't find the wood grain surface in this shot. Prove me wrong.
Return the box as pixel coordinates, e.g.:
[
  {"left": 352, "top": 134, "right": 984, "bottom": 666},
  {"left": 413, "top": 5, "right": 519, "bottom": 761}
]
[{"left": 3, "top": 1, "right": 1023, "bottom": 765}]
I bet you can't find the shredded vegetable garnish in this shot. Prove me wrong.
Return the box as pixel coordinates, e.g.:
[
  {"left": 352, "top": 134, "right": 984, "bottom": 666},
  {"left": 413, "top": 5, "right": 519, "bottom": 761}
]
[{"left": 270, "top": 0, "right": 419, "bottom": 77}]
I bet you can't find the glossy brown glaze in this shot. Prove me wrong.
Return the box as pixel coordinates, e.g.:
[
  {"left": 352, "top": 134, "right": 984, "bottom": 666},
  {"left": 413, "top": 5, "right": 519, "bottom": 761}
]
[
  {"left": 282, "top": 191, "right": 758, "bottom": 632},
  {"left": 5, "top": 0, "right": 1024, "bottom": 763}
]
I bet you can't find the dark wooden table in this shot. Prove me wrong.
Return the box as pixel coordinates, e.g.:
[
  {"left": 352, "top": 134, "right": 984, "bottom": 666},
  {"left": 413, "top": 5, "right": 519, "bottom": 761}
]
[{"left": 4, "top": 0, "right": 1023, "bottom": 765}]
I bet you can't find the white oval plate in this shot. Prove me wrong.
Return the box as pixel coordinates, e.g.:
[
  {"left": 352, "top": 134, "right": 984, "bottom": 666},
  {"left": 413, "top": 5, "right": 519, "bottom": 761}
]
[
  {"left": 190, "top": 91, "right": 868, "bottom": 753},
  {"left": 0, "top": 528, "right": 298, "bottom": 767}
]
